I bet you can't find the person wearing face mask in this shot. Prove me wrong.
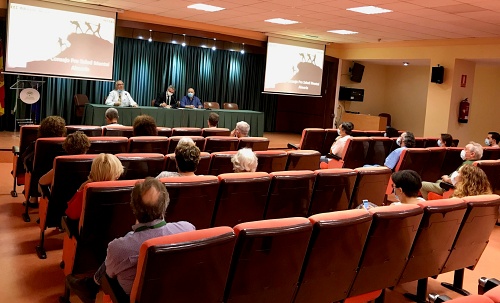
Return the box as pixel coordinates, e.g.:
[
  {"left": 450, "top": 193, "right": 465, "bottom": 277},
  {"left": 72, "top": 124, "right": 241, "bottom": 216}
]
[
  {"left": 319, "top": 122, "right": 354, "bottom": 163},
  {"left": 384, "top": 126, "right": 400, "bottom": 138},
  {"left": 105, "top": 80, "right": 138, "bottom": 107},
  {"left": 154, "top": 85, "right": 177, "bottom": 108},
  {"left": 420, "top": 141, "right": 483, "bottom": 199},
  {"left": 180, "top": 87, "right": 203, "bottom": 109},
  {"left": 452, "top": 165, "right": 492, "bottom": 198},
  {"left": 383, "top": 131, "right": 415, "bottom": 170},
  {"left": 390, "top": 170, "right": 425, "bottom": 205},
  {"left": 437, "top": 133, "right": 454, "bottom": 147},
  {"left": 485, "top": 131, "right": 500, "bottom": 148}
]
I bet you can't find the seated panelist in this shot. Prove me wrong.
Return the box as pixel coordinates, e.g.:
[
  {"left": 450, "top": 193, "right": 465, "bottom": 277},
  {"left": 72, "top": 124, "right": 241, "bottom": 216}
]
[
  {"left": 180, "top": 88, "right": 203, "bottom": 109},
  {"left": 154, "top": 85, "right": 177, "bottom": 108},
  {"left": 105, "top": 80, "right": 138, "bottom": 107}
]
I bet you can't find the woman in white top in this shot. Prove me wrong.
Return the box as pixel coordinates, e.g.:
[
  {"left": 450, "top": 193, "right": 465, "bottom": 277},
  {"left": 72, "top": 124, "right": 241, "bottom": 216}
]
[{"left": 320, "top": 122, "right": 354, "bottom": 164}]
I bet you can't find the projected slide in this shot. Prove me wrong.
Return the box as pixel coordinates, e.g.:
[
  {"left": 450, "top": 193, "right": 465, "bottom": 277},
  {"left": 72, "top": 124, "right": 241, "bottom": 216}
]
[
  {"left": 6, "top": 0, "right": 116, "bottom": 80},
  {"left": 264, "top": 37, "right": 325, "bottom": 96}
]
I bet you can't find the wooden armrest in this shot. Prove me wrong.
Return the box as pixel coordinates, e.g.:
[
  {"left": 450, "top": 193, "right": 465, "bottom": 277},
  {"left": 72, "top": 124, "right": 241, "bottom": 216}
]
[
  {"left": 287, "top": 143, "right": 299, "bottom": 150},
  {"left": 439, "top": 182, "right": 455, "bottom": 191},
  {"left": 12, "top": 146, "right": 20, "bottom": 155},
  {"left": 61, "top": 216, "right": 79, "bottom": 240},
  {"left": 326, "top": 153, "right": 342, "bottom": 161},
  {"left": 39, "top": 183, "right": 51, "bottom": 199},
  {"left": 101, "top": 274, "right": 130, "bottom": 303}
]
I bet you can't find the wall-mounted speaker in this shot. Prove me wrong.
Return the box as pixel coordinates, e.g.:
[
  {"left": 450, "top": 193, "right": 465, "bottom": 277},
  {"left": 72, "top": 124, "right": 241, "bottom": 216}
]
[{"left": 431, "top": 66, "right": 444, "bottom": 84}]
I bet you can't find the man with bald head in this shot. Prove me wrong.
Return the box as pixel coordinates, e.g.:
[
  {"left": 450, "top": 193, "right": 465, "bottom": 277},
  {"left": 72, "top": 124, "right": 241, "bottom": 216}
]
[
  {"left": 105, "top": 80, "right": 138, "bottom": 107},
  {"left": 180, "top": 87, "right": 203, "bottom": 109},
  {"left": 66, "top": 177, "right": 195, "bottom": 302}
]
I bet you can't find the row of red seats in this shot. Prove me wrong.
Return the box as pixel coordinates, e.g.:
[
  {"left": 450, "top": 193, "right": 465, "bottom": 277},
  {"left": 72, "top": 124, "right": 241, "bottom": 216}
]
[
  {"left": 61, "top": 194, "right": 499, "bottom": 303},
  {"left": 37, "top": 160, "right": 392, "bottom": 259}
]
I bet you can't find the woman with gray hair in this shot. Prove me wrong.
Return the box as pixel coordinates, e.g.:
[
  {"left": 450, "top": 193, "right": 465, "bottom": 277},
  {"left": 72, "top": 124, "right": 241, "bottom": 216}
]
[{"left": 231, "top": 148, "right": 258, "bottom": 172}]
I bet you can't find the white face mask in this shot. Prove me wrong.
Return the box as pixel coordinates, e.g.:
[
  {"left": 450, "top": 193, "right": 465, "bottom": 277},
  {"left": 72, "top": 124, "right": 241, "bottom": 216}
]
[
  {"left": 383, "top": 133, "right": 387, "bottom": 137},
  {"left": 485, "top": 138, "right": 491, "bottom": 146},
  {"left": 396, "top": 137, "right": 402, "bottom": 146},
  {"left": 460, "top": 149, "right": 466, "bottom": 160},
  {"left": 337, "top": 129, "right": 341, "bottom": 135},
  {"left": 393, "top": 187, "right": 400, "bottom": 201},
  {"left": 437, "top": 139, "right": 442, "bottom": 147},
  {"left": 167, "top": 91, "right": 173, "bottom": 96}
]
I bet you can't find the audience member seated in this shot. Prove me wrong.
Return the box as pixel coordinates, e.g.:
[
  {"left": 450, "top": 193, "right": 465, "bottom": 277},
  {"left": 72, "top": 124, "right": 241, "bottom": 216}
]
[
  {"left": 385, "top": 126, "right": 399, "bottom": 138},
  {"left": 132, "top": 115, "right": 158, "bottom": 136},
  {"left": 320, "top": 122, "right": 354, "bottom": 163},
  {"left": 420, "top": 141, "right": 483, "bottom": 199},
  {"left": 384, "top": 132, "right": 415, "bottom": 170},
  {"left": 391, "top": 170, "right": 424, "bottom": 205},
  {"left": 230, "top": 121, "right": 250, "bottom": 138},
  {"left": 485, "top": 131, "right": 500, "bottom": 148},
  {"left": 156, "top": 143, "right": 201, "bottom": 178},
  {"left": 105, "top": 80, "right": 137, "bottom": 107},
  {"left": 65, "top": 153, "right": 124, "bottom": 220},
  {"left": 66, "top": 177, "right": 195, "bottom": 301},
  {"left": 231, "top": 148, "right": 258, "bottom": 173},
  {"left": 104, "top": 108, "right": 121, "bottom": 126},
  {"left": 154, "top": 84, "right": 177, "bottom": 108},
  {"left": 180, "top": 87, "right": 203, "bottom": 109},
  {"left": 438, "top": 133, "right": 455, "bottom": 147},
  {"left": 207, "top": 112, "right": 219, "bottom": 128},
  {"left": 452, "top": 164, "right": 492, "bottom": 198},
  {"left": 39, "top": 131, "right": 91, "bottom": 187}
]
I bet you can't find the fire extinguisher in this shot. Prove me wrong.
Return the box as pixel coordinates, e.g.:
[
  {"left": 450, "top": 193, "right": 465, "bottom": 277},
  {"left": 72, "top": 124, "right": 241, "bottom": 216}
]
[{"left": 458, "top": 98, "right": 469, "bottom": 123}]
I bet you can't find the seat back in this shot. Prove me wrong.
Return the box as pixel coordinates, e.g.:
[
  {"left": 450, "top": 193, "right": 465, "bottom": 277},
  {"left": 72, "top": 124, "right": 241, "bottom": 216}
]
[
  {"left": 72, "top": 180, "right": 137, "bottom": 275},
  {"left": 264, "top": 171, "right": 315, "bottom": 219},
  {"left": 285, "top": 150, "right": 320, "bottom": 171},
  {"left": 160, "top": 176, "right": 220, "bottom": 229},
  {"left": 116, "top": 153, "right": 165, "bottom": 179},
  {"left": 482, "top": 147, "right": 500, "bottom": 160},
  {"left": 440, "top": 147, "right": 464, "bottom": 177},
  {"left": 157, "top": 127, "right": 172, "bottom": 137},
  {"left": 414, "top": 137, "right": 426, "bottom": 148},
  {"left": 14, "top": 125, "right": 40, "bottom": 180},
  {"left": 421, "top": 147, "right": 447, "bottom": 182},
  {"left": 204, "top": 136, "right": 239, "bottom": 153},
  {"left": 322, "top": 129, "right": 339, "bottom": 155},
  {"left": 394, "top": 148, "right": 430, "bottom": 175},
  {"left": 29, "top": 138, "right": 66, "bottom": 197},
  {"left": 167, "top": 136, "right": 206, "bottom": 154},
  {"left": 424, "top": 137, "right": 440, "bottom": 148},
  {"left": 309, "top": 169, "right": 357, "bottom": 215},
  {"left": 73, "top": 94, "right": 89, "bottom": 119},
  {"left": 351, "top": 167, "right": 392, "bottom": 208},
  {"left": 66, "top": 125, "right": 102, "bottom": 137},
  {"left": 294, "top": 210, "right": 372, "bottom": 303},
  {"left": 102, "top": 125, "right": 134, "bottom": 137},
  {"left": 87, "top": 136, "right": 129, "bottom": 154},
  {"left": 366, "top": 137, "right": 392, "bottom": 166},
  {"left": 224, "top": 218, "right": 312, "bottom": 303},
  {"left": 298, "top": 128, "right": 325, "bottom": 151},
  {"left": 342, "top": 137, "right": 370, "bottom": 169},
  {"left": 127, "top": 136, "right": 170, "bottom": 154},
  {"left": 223, "top": 102, "right": 239, "bottom": 110},
  {"left": 398, "top": 198, "right": 467, "bottom": 284},
  {"left": 130, "top": 227, "right": 236, "bottom": 303},
  {"left": 202, "top": 128, "right": 231, "bottom": 137},
  {"left": 441, "top": 195, "right": 500, "bottom": 274},
  {"left": 237, "top": 137, "right": 270, "bottom": 151},
  {"left": 365, "top": 130, "right": 385, "bottom": 137},
  {"left": 163, "top": 152, "right": 211, "bottom": 175},
  {"left": 203, "top": 101, "right": 220, "bottom": 109},
  {"left": 348, "top": 204, "right": 423, "bottom": 297},
  {"left": 212, "top": 172, "right": 271, "bottom": 227},
  {"left": 209, "top": 151, "right": 237, "bottom": 175},
  {"left": 171, "top": 127, "right": 203, "bottom": 137},
  {"left": 255, "top": 150, "right": 288, "bottom": 173},
  {"left": 474, "top": 160, "right": 500, "bottom": 194},
  {"left": 351, "top": 130, "right": 367, "bottom": 137}
]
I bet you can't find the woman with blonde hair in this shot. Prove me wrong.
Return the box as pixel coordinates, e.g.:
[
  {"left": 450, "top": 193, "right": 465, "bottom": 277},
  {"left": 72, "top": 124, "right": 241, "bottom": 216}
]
[
  {"left": 453, "top": 165, "right": 492, "bottom": 198},
  {"left": 65, "top": 153, "right": 124, "bottom": 220}
]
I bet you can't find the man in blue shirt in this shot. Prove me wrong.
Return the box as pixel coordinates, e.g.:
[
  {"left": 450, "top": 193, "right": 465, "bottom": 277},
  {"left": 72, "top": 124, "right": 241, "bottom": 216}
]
[
  {"left": 384, "top": 131, "right": 415, "bottom": 170},
  {"left": 180, "top": 87, "right": 203, "bottom": 109}
]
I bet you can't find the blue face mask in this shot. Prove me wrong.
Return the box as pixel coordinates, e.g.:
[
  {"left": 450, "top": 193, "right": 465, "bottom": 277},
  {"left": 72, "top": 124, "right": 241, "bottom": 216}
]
[
  {"left": 187, "top": 92, "right": 194, "bottom": 98},
  {"left": 117, "top": 89, "right": 123, "bottom": 93},
  {"left": 485, "top": 138, "right": 491, "bottom": 146}
]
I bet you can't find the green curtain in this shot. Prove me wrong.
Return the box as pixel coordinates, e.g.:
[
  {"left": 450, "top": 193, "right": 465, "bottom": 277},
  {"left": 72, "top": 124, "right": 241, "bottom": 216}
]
[{"left": 36, "top": 37, "right": 277, "bottom": 130}]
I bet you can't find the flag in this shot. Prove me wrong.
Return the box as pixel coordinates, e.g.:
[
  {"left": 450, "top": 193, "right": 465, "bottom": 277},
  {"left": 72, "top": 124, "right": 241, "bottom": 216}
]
[{"left": 0, "top": 39, "right": 4, "bottom": 116}]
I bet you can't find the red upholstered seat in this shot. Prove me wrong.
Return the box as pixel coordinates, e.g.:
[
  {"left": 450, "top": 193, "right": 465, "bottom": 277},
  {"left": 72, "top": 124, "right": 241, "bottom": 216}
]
[
  {"left": 11, "top": 125, "right": 39, "bottom": 196},
  {"left": 204, "top": 136, "right": 239, "bottom": 153},
  {"left": 289, "top": 128, "right": 325, "bottom": 151},
  {"left": 171, "top": 127, "right": 203, "bottom": 137},
  {"left": 365, "top": 130, "right": 385, "bottom": 137},
  {"left": 209, "top": 151, "right": 237, "bottom": 175},
  {"left": 424, "top": 137, "right": 440, "bottom": 148},
  {"left": 237, "top": 137, "right": 270, "bottom": 151},
  {"left": 212, "top": 172, "right": 271, "bottom": 227},
  {"left": 309, "top": 168, "right": 357, "bottom": 215},
  {"left": 414, "top": 137, "right": 426, "bottom": 148},
  {"left": 116, "top": 153, "right": 166, "bottom": 179},
  {"left": 157, "top": 127, "right": 172, "bottom": 137},
  {"left": 421, "top": 147, "right": 447, "bottom": 182},
  {"left": 294, "top": 209, "right": 372, "bottom": 303},
  {"left": 163, "top": 152, "right": 211, "bottom": 175},
  {"left": 167, "top": 136, "right": 206, "bottom": 154},
  {"left": 440, "top": 147, "right": 464, "bottom": 178},
  {"left": 66, "top": 125, "right": 102, "bottom": 137},
  {"left": 255, "top": 150, "right": 288, "bottom": 173},
  {"left": 485, "top": 286, "right": 500, "bottom": 303},
  {"left": 127, "top": 136, "right": 169, "bottom": 154},
  {"left": 352, "top": 167, "right": 392, "bottom": 208},
  {"left": 322, "top": 129, "right": 339, "bottom": 155},
  {"left": 87, "top": 136, "right": 129, "bottom": 154},
  {"left": 446, "top": 295, "right": 495, "bottom": 303},
  {"left": 474, "top": 160, "right": 500, "bottom": 195},
  {"left": 102, "top": 125, "right": 134, "bottom": 137},
  {"left": 285, "top": 150, "right": 321, "bottom": 171},
  {"left": 224, "top": 218, "right": 312, "bottom": 303},
  {"left": 264, "top": 170, "right": 315, "bottom": 219},
  {"left": 386, "top": 148, "right": 431, "bottom": 195},
  {"left": 483, "top": 147, "right": 500, "bottom": 160},
  {"left": 366, "top": 137, "right": 392, "bottom": 166},
  {"left": 202, "top": 127, "right": 231, "bottom": 137}
]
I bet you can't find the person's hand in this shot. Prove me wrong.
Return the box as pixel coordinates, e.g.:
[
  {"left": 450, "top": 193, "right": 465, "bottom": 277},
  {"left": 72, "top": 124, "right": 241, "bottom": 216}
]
[
  {"left": 441, "top": 175, "right": 451, "bottom": 183},
  {"left": 198, "top": 105, "right": 203, "bottom": 109},
  {"left": 160, "top": 102, "right": 167, "bottom": 108},
  {"left": 114, "top": 102, "right": 121, "bottom": 106},
  {"left": 166, "top": 105, "right": 171, "bottom": 108},
  {"left": 132, "top": 104, "right": 138, "bottom": 107}
]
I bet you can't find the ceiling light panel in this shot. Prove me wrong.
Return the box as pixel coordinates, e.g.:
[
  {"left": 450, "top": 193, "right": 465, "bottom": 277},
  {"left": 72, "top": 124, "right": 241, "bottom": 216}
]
[
  {"left": 265, "top": 18, "right": 300, "bottom": 25},
  {"left": 347, "top": 6, "right": 392, "bottom": 14},
  {"left": 187, "top": 3, "right": 225, "bottom": 12}
]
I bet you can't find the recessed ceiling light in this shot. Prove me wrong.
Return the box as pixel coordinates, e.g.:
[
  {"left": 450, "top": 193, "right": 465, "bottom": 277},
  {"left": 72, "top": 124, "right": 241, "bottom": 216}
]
[
  {"left": 265, "top": 18, "right": 300, "bottom": 25},
  {"left": 347, "top": 6, "right": 392, "bottom": 15},
  {"left": 327, "top": 30, "right": 358, "bottom": 35},
  {"left": 187, "top": 3, "right": 225, "bottom": 12},
  {"left": 403, "top": 62, "right": 409, "bottom": 66}
]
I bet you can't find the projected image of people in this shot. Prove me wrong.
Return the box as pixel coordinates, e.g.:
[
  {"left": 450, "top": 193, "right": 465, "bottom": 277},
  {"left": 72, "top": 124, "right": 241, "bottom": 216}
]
[{"left": 6, "top": 1, "right": 116, "bottom": 80}]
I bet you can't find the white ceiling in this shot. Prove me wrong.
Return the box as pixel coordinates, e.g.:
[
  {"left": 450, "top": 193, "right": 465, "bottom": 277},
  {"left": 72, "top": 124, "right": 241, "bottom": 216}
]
[{"left": 73, "top": 0, "right": 500, "bottom": 44}]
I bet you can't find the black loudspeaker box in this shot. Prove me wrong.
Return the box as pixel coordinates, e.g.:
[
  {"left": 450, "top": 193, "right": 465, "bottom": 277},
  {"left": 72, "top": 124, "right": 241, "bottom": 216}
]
[{"left": 431, "top": 66, "right": 444, "bottom": 84}]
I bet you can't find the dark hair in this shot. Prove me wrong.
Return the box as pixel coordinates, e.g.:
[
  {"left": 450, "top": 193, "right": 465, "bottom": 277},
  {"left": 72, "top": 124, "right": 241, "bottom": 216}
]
[
  {"left": 133, "top": 115, "right": 158, "bottom": 136},
  {"left": 391, "top": 170, "right": 422, "bottom": 198},
  {"left": 208, "top": 112, "right": 219, "bottom": 127},
  {"left": 63, "top": 131, "right": 91, "bottom": 155},
  {"left": 341, "top": 122, "right": 354, "bottom": 135},
  {"left": 175, "top": 144, "right": 200, "bottom": 173},
  {"left": 38, "top": 116, "right": 66, "bottom": 138},
  {"left": 130, "top": 177, "right": 169, "bottom": 223},
  {"left": 488, "top": 132, "right": 500, "bottom": 144},
  {"left": 403, "top": 132, "right": 416, "bottom": 148},
  {"left": 441, "top": 133, "right": 454, "bottom": 147},
  {"left": 385, "top": 126, "right": 399, "bottom": 138}
]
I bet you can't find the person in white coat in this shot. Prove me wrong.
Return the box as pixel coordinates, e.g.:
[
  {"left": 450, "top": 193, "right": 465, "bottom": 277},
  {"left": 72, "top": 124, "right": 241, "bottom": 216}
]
[{"left": 105, "top": 80, "right": 137, "bottom": 107}]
